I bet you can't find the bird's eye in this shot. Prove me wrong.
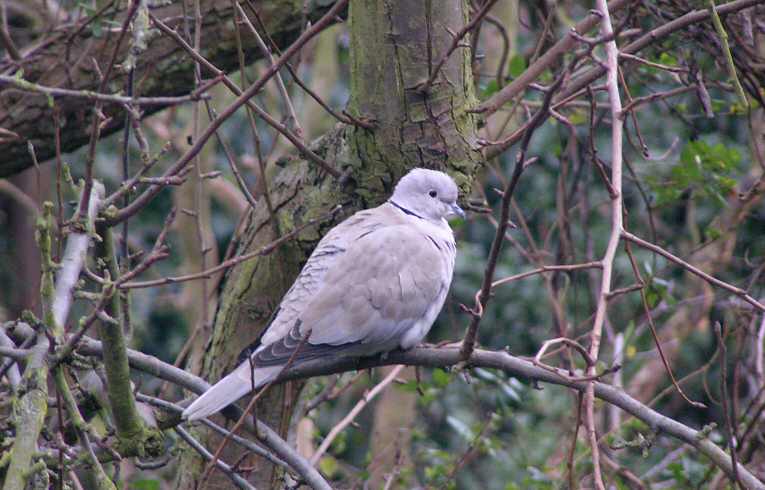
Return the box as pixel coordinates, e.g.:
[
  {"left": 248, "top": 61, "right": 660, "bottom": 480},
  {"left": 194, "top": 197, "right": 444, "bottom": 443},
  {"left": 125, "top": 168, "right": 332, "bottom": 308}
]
[{"left": 428, "top": 190, "right": 437, "bottom": 198}]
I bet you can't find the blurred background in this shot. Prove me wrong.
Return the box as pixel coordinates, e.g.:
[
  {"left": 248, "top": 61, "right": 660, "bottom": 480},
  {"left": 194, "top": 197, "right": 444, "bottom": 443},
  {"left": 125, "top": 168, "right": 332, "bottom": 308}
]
[{"left": 1, "top": 0, "right": 764, "bottom": 488}]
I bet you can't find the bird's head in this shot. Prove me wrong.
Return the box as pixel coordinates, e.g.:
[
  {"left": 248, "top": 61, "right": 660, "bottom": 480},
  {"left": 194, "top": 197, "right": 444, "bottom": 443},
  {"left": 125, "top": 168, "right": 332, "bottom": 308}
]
[{"left": 390, "top": 168, "right": 465, "bottom": 223}]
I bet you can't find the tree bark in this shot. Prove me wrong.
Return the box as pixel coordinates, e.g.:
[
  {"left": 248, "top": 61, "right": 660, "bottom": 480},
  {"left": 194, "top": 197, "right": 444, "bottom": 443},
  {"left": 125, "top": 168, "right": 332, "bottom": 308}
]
[
  {"left": 176, "top": 0, "right": 482, "bottom": 487},
  {"left": 0, "top": 0, "right": 334, "bottom": 177}
]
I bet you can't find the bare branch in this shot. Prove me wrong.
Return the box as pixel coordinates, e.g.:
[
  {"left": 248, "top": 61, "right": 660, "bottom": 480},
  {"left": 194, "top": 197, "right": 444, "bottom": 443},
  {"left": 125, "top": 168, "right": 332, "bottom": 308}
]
[
  {"left": 417, "top": 0, "right": 500, "bottom": 94},
  {"left": 106, "top": 1, "right": 349, "bottom": 226},
  {"left": 474, "top": 0, "right": 631, "bottom": 115},
  {"left": 310, "top": 365, "right": 405, "bottom": 466},
  {"left": 174, "top": 426, "right": 256, "bottom": 490},
  {"left": 71, "top": 336, "right": 765, "bottom": 490},
  {"left": 0, "top": 75, "right": 211, "bottom": 107},
  {"left": 622, "top": 231, "right": 765, "bottom": 312},
  {"left": 584, "top": 2, "right": 624, "bottom": 487}
]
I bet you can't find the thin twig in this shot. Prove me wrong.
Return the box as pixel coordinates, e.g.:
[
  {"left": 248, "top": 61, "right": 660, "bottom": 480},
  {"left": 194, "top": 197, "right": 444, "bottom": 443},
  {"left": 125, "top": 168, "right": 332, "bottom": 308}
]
[
  {"left": 474, "top": 0, "right": 632, "bottom": 114},
  {"left": 311, "top": 365, "right": 405, "bottom": 466},
  {"left": 620, "top": 85, "right": 695, "bottom": 115},
  {"left": 135, "top": 393, "right": 289, "bottom": 469},
  {"left": 0, "top": 75, "right": 211, "bottom": 106},
  {"left": 174, "top": 426, "right": 256, "bottom": 490},
  {"left": 120, "top": 205, "right": 342, "bottom": 289},
  {"left": 584, "top": 2, "right": 624, "bottom": 487},
  {"left": 622, "top": 231, "right": 765, "bottom": 312},
  {"left": 715, "top": 322, "right": 743, "bottom": 489},
  {"left": 77, "top": 0, "right": 142, "bottom": 222},
  {"left": 459, "top": 69, "right": 566, "bottom": 361},
  {"left": 109, "top": 2, "right": 348, "bottom": 225},
  {"left": 623, "top": 242, "right": 706, "bottom": 408},
  {"left": 149, "top": 12, "right": 333, "bottom": 180},
  {"left": 549, "top": 0, "right": 761, "bottom": 116},
  {"left": 234, "top": 2, "right": 303, "bottom": 136}
]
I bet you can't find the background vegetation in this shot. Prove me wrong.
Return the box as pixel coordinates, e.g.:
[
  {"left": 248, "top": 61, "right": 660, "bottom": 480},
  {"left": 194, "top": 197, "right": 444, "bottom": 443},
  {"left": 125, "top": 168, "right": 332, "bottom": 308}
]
[{"left": 0, "top": 0, "right": 764, "bottom": 489}]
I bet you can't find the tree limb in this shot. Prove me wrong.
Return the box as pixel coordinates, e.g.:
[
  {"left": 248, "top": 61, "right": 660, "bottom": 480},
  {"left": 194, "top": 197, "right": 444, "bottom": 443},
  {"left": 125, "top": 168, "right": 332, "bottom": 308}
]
[
  {"left": 0, "top": 0, "right": 343, "bottom": 177},
  {"left": 72, "top": 336, "right": 765, "bottom": 490}
]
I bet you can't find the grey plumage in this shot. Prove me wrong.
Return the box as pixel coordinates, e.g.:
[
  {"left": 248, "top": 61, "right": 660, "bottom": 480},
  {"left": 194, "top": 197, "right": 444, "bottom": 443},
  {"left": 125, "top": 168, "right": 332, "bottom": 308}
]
[{"left": 183, "top": 168, "right": 463, "bottom": 421}]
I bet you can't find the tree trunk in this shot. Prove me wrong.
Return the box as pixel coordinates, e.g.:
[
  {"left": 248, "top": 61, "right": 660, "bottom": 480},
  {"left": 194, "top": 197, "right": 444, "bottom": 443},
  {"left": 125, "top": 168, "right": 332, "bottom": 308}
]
[{"left": 176, "top": 0, "right": 482, "bottom": 487}]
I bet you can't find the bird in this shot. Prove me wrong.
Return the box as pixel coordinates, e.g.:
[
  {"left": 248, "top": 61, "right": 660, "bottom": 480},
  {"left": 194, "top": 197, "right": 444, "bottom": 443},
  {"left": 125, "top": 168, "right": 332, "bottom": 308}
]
[{"left": 182, "top": 168, "right": 464, "bottom": 421}]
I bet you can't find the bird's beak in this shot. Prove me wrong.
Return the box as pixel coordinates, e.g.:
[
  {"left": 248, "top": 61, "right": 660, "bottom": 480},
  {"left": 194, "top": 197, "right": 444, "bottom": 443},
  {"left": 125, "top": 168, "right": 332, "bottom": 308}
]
[{"left": 449, "top": 203, "right": 466, "bottom": 219}]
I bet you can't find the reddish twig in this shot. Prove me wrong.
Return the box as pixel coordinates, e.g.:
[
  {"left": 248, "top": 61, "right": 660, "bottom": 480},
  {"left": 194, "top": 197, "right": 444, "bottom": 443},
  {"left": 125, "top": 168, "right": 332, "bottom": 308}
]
[
  {"left": 622, "top": 231, "right": 765, "bottom": 312},
  {"left": 715, "top": 322, "right": 743, "bottom": 489},
  {"left": 460, "top": 69, "right": 567, "bottom": 362},
  {"left": 120, "top": 205, "right": 342, "bottom": 289},
  {"left": 623, "top": 241, "right": 706, "bottom": 408}
]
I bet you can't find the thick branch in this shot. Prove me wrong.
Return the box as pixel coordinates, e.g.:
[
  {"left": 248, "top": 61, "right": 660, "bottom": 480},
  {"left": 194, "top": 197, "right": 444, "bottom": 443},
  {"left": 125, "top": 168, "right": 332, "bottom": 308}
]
[
  {"left": 552, "top": 0, "right": 761, "bottom": 112},
  {"left": 93, "top": 222, "right": 157, "bottom": 456},
  {"left": 72, "top": 337, "right": 765, "bottom": 490},
  {"left": 474, "top": 0, "right": 631, "bottom": 115},
  {"left": 1, "top": 340, "right": 47, "bottom": 490},
  {"left": 0, "top": 0, "right": 343, "bottom": 177},
  {"left": 4, "top": 188, "right": 99, "bottom": 489}
]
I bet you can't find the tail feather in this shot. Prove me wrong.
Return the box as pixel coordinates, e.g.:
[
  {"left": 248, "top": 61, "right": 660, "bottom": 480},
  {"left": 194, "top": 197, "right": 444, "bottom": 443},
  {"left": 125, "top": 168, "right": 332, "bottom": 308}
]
[{"left": 182, "top": 363, "right": 279, "bottom": 421}]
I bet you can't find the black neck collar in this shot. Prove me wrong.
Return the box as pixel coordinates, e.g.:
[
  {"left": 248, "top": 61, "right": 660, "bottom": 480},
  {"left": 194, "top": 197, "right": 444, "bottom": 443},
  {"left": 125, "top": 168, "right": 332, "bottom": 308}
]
[{"left": 389, "top": 200, "right": 425, "bottom": 220}]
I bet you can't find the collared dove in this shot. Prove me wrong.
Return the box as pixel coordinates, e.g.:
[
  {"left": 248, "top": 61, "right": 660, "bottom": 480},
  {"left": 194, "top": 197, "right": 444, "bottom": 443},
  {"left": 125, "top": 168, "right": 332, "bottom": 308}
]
[{"left": 183, "top": 168, "right": 464, "bottom": 421}]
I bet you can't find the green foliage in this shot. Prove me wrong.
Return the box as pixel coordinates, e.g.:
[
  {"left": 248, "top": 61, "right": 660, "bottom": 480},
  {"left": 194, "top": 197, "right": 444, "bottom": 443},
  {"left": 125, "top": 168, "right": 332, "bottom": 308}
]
[
  {"left": 508, "top": 54, "right": 526, "bottom": 78},
  {"left": 481, "top": 79, "right": 500, "bottom": 98},
  {"left": 648, "top": 140, "right": 741, "bottom": 206},
  {"left": 129, "top": 480, "right": 160, "bottom": 490},
  {"left": 318, "top": 455, "right": 340, "bottom": 479}
]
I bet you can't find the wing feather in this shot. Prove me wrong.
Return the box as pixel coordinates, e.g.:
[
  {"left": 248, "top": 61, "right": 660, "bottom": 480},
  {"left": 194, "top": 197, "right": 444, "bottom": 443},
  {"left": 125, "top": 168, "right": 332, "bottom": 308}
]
[{"left": 247, "top": 205, "right": 454, "bottom": 368}]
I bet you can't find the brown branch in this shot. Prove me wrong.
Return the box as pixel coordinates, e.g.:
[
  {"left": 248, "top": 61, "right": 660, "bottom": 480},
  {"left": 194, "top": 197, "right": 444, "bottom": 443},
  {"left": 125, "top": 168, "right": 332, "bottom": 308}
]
[
  {"left": 119, "top": 205, "right": 342, "bottom": 289},
  {"left": 78, "top": 0, "right": 142, "bottom": 220},
  {"left": 72, "top": 338, "right": 765, "bottom": 490},
  {"left": 147, "top": 13, "right": 335, "bottom": 183},
  {"left": 473, "top": 0, "right": 632, "bottom": 115},
  {"left": 550, "top": 0, "right": 762, "bottom": 115},
  {"left": 459, "top": 70, "right": 566, "bottom": 362},
  {"left": 234, "top": 2, "right": 303, "bottom": 136},
  {"left": 103, "top": 5, "right": 346, "bottom": 226},
  {"left": 0, "top": 0, "right": 343, "bottom": 177},
  {"left": 174, "top": 426, "right": 256, "bottom": 490},
  {"left": 623, "top": 242, "right": 706, "bottom": 408},
  {"left": 620, "top": 86, "right": 696, "bottom": 115},
  {"left": 0, "top": 75, "right": 211, "bottom": 106},
  {"left": 622, "top": 231, "right": 765, "bottom": 312}
]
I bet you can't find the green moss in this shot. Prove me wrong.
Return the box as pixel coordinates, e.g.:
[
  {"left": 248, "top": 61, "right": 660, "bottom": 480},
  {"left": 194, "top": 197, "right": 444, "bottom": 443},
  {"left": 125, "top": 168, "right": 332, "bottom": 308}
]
[{"left": 114, "top": 427, "right": 164, "bottom": 459}]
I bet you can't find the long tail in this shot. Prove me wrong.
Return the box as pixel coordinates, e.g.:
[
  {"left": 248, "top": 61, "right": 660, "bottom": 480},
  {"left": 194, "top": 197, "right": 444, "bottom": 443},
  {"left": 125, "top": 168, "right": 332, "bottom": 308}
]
[{"left": 182, "top": 362, "right": 279, "bottom": 421}]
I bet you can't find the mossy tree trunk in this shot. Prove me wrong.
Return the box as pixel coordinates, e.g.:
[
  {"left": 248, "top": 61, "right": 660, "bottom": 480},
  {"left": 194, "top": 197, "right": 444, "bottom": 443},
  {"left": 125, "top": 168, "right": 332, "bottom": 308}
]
[{"left": 175, "top": 1, "right": 482, "bottom": 487}]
